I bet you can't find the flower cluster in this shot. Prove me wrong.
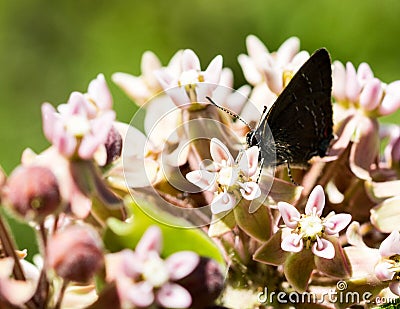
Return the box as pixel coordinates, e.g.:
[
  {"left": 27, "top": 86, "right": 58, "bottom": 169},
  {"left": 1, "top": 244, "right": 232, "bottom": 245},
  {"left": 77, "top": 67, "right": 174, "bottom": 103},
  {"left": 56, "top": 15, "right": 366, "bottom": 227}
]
[{"left": 0, "top": 34, "right": 399, "bottom": 309}]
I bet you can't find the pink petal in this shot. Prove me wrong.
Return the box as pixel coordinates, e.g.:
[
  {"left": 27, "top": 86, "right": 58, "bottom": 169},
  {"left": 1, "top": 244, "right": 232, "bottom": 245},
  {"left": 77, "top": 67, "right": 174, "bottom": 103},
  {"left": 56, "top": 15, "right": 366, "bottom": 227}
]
[
  {"left": 276, "top": 36, "right": 300, "bottom": 65},
  {"left": 345, "top": 62, "right": 362, "bottom": 102},
  {"left": 277, "top": 202, "right": 301, "bottom": 229},
  {"left": 281, "top": 233, "right": 303, "bottom": 253},
  {"left": 112, "top": 72, "right": 152, "bottom": 103},
  {"left": 0, "top": 257, "right": 14, "bottom": 278},
  {"left": 246, "top": 35, "right": 268, "bottom": 59},
  {"left": 70, "top": 189, "right": 92, "bottom": 218},
  {"left": 156, "top": 283, "right": 192, "bottom": 309},
  {"left": 262, "top": 63, "right": 282, "bottom": 94},
  {"left": 210, "top": 138, "right": 234, "bottom": 166},
  {"left": 389, "top": 281, "right": 400, "bottom": 296},
  {"left": 239, "top": 182, "right": 261, "bottom": 200},
  {"left": 305, "top": 185, "right": 325, "bottom": 216},
  {"left": 211, "top": 192, "right": 236, "bottom": 214},
  {"left": 218, "top": 67, "right": 233, "bottom": 88},
  {"left": 53, "top": 123, "right": 77, "bottom": 157},
  {"left": 237, "top": 54, "right": 263, "bottom": 85},
  {"left": 374, "top": 261, "right": 395, "bottom": 281},
  {"left": 323, "top": 213, "right": 352, "bottom": 235},
  {"left": 359, "top": 78, "right": 382, "bottom": 111},
  {"left": 379, "top": 230, "right": 400, "bottom": 257},
  {"left": 141, "top": 51, "right": 162, "bottom": 90},
  {"left": 182, "top": 49, "right": 201, "bottom": 71},
  {"left": 357, "top": 62, "right": 374, "bottom": 83},
  {"left": 204, "top": 55, "right": 223, "bottom": 85},
  {"left": 185, "top": 170, "right": 216, "bottom": 191},
  {"left": 87, "top": 73, "right": 113, "bottom": 110},
  {"left": 332, "top": 61, "right": 347, "bottom": 102},
  {"left": 124, "top": 281, "right": 154, "bottom": 308},
  {"left": 67, "top": 91, "right": 92, "bottom": 117},
  {"left": 167, "top": 50, "right": 183, "bottom": 77},
  {"left": 238, "top": 146, "right": 259, "bottom": 177},
  {"left": 0, "top": 279, "right": 36, "bottom": 306},
  {"left": 312, "top": 237, "right": 335, "bottom": 259},
  {"left": 165, "top": 251, "right": 200, "bottom": 281},
  {"left": 78, "top": 111, "right": 115, "bottom": 159},
  {"left": 379, "top": 80, "right": 400, "bottom": 116},
  {"left": 225, "top": 84, "right": 251, "bottom": 115},
  {"left": 41, "top": 103, "right": 58, "bottom": 141},
  {"left": 154, "top": 69, "right": 175, "bottom": 90},
  {"left": 196, "top": 82, "right": 218, "bottom": 104},
  {"left": 135, "top": 226, "right": 162, "bottom": 258},
  {"left": 290, "top": 51, "right": 309, "bottom": 71},
  {"left": 166, "top": 86, "right": 191, "bottom": 108},
  {"left": 105, "top": 250, "right": 138, "bottom": 282}
]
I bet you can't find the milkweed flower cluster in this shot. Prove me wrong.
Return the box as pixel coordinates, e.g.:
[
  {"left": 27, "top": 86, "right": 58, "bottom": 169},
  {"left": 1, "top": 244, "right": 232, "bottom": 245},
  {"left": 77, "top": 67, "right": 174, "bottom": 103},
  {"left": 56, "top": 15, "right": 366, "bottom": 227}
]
[{"left": 0, "top": 34, "right": 400, "bottom": 309}]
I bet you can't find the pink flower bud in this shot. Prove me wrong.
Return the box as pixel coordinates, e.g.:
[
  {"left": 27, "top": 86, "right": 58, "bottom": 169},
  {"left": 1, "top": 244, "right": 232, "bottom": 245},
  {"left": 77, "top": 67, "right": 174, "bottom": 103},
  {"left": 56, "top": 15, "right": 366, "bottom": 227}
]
[
  {"left": 47, "top": 225, "right": 104, "bottom": 282},
  {"left": 3, "top": 166, "right": 61, "bottom": 222}
]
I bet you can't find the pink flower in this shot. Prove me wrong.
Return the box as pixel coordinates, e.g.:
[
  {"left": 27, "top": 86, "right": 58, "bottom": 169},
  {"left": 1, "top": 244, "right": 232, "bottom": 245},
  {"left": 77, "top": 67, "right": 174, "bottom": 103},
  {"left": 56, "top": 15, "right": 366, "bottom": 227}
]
[
  {"left": 41, "top": 91, "right": 115, "bottom": 160},
  {"left": 105, "top": 226, "right": 199, "bottom": 309},
  {"left": 238, "top": 35, "right": 309, "bottom": 94},
  {"left": 278, "top": 185, "right": 352, "bottom": 259},
  {"left": 186, "top": 138, "right": 260, "bottom": 214},
  {"left": 86, "top": 73, "right": 113, "bottom": 111},
  {"left": 332, "top": 60, "right": 400, "bottom": 116},
  {"left": 374, "top": 231, "right": 400, "bottom": 296},
  {"left": 112, "top": 51, "right": 183, "bottom": 106},
  {"left": 212, "top": 68, "right": 251, "bottom": 115},
  {"left": 155, "top": 49, "right": 223, "bottom": 108}
]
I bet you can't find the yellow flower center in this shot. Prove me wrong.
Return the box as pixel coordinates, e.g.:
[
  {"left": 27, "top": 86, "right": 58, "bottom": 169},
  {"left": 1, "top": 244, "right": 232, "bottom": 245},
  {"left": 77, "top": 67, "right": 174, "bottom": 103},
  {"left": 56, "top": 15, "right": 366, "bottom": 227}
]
[
  {"left": 142, "top": 254, "right": 169, "bottom": 287},
  {"left": 65, "top": 115, "right": 91, "bottom": 137},
  {"left": 299, "top": 215, "right": 324, "bottom": 239}
]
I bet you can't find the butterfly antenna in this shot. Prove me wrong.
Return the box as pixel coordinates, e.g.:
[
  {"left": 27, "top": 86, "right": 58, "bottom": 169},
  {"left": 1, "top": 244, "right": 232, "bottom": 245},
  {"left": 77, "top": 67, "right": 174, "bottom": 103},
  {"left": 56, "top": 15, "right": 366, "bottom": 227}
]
[
  {"left": 206, "top": 96, "right": 251, "bottom": 129},
  {"left": 256, "top": 157, "right": 264, "bottom": 183},
  {"left": 286, "top": 161, "right": 300, "bottom": 186}
]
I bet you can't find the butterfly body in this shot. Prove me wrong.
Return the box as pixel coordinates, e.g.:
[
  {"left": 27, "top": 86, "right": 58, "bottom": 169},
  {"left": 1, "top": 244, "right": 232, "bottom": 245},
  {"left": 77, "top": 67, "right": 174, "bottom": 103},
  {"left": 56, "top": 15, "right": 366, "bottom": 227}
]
[{"left": 246, "top": 48, "right": 333, "bottom": 167}]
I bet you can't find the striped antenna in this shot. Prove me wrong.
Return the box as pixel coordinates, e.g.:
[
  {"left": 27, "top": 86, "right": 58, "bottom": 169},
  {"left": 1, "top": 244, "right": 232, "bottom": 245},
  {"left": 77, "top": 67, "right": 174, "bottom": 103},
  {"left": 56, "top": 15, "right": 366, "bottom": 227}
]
[{"left": 206, "top": 96, "right": 252, "bottom": 129}]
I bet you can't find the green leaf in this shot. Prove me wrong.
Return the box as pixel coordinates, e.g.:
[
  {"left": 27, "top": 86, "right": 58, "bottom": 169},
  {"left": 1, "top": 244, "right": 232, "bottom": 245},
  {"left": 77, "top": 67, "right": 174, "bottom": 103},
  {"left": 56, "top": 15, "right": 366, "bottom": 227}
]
[
  {"left": 284, "top": 249, "right": 315, "bottom": 292},
  {"left": 208, "top": 211, "right": 236, "bottom": 238},
  {"left": 234, "top": 199, "right": 272, "bottom": 242},
  {"left": 253, "top": 230, "right": 288, "bottom": 266},
  {"left": 103, "top": 196, "right": 225, "bottom": 265}
]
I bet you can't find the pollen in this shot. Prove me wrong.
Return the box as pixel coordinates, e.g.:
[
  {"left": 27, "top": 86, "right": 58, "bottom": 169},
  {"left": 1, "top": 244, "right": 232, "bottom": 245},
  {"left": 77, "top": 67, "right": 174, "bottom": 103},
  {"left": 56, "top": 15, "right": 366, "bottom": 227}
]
[{"left": 298, "top": 215, "right": 324, "bottom": 240}]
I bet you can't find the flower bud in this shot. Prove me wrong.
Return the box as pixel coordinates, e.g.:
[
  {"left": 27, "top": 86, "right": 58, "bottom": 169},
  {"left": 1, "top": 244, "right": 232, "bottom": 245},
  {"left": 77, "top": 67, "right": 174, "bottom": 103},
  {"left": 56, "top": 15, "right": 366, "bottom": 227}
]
[
  {"left": 104, "top": 125, "right": 122, "bottom": 166},
  {"left": 47, "top": 225, "right": 104, "bottom": 282},
  {"left": 176, "top": 257, "right": 224, "bottom": 309},
  {"left": 3, "top": 166, "right": 61, "bottom": 222}
]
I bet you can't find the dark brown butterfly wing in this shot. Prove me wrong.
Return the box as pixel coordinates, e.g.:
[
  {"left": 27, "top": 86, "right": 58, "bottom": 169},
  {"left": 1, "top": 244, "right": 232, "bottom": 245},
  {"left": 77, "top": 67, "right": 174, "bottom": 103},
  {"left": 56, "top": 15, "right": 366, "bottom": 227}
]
[{"left": 256, "top": 48, "right": 333, "bottom": 167}]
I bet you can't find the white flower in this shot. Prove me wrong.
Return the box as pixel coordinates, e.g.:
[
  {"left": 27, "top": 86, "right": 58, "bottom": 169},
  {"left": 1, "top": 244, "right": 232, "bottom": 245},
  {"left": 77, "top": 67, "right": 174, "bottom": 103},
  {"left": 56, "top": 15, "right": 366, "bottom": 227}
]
[{"left": 186, "top": 138, "right": 260, "bottom": 214}]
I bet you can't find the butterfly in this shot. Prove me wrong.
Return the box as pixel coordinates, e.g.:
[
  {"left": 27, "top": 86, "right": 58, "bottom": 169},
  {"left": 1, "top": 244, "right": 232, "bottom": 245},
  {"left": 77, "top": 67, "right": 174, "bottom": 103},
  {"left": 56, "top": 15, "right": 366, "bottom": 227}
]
[{"left": 208, "top": 48, "right": 333, "bottom": 175}]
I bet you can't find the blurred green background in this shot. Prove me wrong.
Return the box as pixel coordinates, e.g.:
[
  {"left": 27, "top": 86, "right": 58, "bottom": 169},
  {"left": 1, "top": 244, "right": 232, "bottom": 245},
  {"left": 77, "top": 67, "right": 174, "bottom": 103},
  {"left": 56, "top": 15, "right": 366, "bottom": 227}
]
[
  {"left": 1, "top": 0, "right": 400, "bottom": 255},
  {"left": 1, "top": 0, "right": 400, "bottom": 173}
]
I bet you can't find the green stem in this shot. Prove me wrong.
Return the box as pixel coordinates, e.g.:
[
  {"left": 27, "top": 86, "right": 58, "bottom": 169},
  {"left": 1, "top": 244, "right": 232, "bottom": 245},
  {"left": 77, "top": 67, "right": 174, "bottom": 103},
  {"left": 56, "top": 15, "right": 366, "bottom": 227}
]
[
  {"left": 54, "top": 280, "right": 69, "bottom": 309},
  {"left": 0, "top": 213, "right": 25, "bottom": 280}
]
